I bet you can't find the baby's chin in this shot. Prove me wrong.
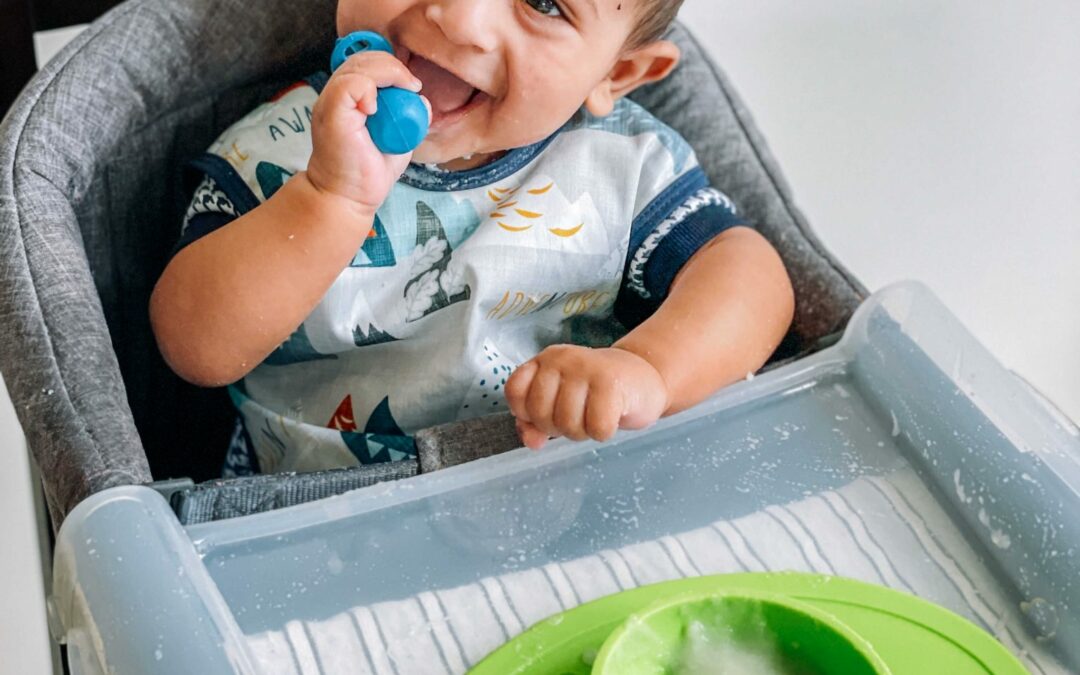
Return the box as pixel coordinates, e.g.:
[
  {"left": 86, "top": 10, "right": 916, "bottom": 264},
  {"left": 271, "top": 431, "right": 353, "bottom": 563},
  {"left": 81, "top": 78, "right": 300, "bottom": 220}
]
[
  {"left": 410, "top": 141, "right": 501, "bottom": 171},
  {"left": 409, "top": 143, "right": 460, "bottom": 165},
  {"left": 410, "top": 112, "right": 566, "bottom": 170},
  {"left": 411, "top": 129, "right": 557, "bottom": 170}
]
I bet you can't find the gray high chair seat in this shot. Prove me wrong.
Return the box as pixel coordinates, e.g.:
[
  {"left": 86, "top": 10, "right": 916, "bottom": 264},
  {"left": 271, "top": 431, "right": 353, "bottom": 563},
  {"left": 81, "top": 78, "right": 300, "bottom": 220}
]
[{"left": 0, "top": 0, "right": 866, "bottom": 527}]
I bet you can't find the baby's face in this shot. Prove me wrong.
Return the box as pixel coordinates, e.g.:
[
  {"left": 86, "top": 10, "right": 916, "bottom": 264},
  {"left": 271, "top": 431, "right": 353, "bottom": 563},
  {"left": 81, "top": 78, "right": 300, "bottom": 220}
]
[{"left": 337, "top": 0, "right": 641, "bottom": 166}]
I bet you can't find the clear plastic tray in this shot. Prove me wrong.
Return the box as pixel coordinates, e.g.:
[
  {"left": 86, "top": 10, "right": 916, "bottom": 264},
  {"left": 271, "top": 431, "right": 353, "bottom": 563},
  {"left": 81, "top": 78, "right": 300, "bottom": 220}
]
[{"left": 51, "top": 282, "right": 1080, "bottom": 674}]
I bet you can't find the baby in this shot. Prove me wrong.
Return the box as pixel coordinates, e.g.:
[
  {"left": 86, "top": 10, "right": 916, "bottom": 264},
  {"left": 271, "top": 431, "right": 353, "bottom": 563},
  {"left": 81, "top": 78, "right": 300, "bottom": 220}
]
[{"left": 150, "top": 0, "right": 794, "bottom": 475}]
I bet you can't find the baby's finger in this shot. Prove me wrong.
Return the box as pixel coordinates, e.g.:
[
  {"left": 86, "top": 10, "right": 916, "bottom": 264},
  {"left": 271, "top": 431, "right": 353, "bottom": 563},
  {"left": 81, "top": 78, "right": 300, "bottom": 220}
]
[
  {"left": 324, "top": 72, "right": 379, "bottom": 117},
  {"left": 516, "top": 419, "right": 550, "bottom": 451},
  {"left": 584, "top": 379, "right": 621, "bottom": 442},
  {"left": 505, "top": 361, "right": 538, "bottom": 420},
  {"left": 525, "top": 367, "right": 561, "bottom": 437},
  {"left": 552, "top": 379, "right": 589, "bottom": 441},
  {"left": 335, "top": 50, "right": 422, "bottom": 92}
]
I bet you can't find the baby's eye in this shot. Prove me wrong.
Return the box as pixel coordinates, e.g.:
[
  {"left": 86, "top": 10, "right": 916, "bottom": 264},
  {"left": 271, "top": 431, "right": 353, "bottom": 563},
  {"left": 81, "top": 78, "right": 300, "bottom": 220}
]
[{"left": 522, "top": 0, "right": 563, "bottom": 18}]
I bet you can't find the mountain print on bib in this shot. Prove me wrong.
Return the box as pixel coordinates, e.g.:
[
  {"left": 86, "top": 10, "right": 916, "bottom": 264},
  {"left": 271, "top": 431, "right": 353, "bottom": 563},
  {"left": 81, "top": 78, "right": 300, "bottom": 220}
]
[{"left": 403, "top": 202, "right": 472, "bottom": 323}]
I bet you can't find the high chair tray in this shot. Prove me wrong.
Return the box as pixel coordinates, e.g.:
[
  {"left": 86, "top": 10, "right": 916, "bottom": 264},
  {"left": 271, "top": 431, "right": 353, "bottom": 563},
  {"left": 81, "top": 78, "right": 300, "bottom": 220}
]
[{"left": 52, "top": 282, "right": 1079, "bottom": 674}]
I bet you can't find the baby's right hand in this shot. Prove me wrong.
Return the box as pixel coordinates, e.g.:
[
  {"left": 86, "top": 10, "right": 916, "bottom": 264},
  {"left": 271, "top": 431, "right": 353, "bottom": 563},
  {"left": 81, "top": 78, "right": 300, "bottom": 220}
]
[{"left": 306, "top": 51, "right": 427, "bottom": 212}]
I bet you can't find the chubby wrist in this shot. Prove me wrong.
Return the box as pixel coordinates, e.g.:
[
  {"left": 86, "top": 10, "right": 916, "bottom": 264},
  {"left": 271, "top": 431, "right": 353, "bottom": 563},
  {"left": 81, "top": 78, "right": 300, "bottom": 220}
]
[
  {"left": 291, "top": 171, "right": 378, "bottom": 225},
  {"left": 610, "top": 342, "right": 675, "bottom": 414}
]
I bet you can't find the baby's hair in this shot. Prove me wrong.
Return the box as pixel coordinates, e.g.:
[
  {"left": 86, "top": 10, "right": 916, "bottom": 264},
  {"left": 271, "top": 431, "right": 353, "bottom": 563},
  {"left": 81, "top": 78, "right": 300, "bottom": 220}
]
[{"left": 626, "top": 0, "right": 686, "bottom": 50}]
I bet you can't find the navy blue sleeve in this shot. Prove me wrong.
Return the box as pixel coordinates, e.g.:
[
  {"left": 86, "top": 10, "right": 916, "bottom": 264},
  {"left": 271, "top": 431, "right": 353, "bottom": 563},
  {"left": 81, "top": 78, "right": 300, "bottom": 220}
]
[
  {"left": 615, "top": 183, "right": 746, "bottom": 328},
  {"left": 174, "top": 211, "right": 238, "bottom": 251},
  {"left": 172, "top": 172, "right": 244, "bottom": 255}
]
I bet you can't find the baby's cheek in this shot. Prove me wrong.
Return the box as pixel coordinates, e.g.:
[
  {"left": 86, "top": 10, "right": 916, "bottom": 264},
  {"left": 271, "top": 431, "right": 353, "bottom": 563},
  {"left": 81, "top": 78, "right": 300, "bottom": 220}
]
[
  {"left": 513, "top": 87, "right": 573, "bottom": 126},
  {"left": 502, "top": 59, "right": 587, "bottom": 127}
]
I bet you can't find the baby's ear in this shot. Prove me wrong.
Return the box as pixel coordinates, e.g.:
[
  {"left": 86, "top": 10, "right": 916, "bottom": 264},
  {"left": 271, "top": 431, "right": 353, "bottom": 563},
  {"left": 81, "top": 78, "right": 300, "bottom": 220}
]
[{"left": 585, "top": 40, "right": 681, "bottom": 117}]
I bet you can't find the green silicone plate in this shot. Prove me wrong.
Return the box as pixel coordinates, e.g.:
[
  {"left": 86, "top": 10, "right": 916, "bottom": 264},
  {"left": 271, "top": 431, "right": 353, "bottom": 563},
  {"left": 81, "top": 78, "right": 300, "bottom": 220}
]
[
  {"left": 468, "top": 573, "right": 1029, "bottom": 675},
  {"left": 593, "top": 590, "right": 888, "bottom": 674}
]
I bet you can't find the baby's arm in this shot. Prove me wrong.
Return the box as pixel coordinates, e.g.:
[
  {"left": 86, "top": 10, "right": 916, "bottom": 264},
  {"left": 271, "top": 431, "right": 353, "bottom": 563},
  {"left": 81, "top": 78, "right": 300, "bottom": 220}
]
[
  {"left": 506, "top": 226, "right": 794, "bottom": 449},
  {"left": 150, "top": 52, "right": 424, "bottom": 387}
]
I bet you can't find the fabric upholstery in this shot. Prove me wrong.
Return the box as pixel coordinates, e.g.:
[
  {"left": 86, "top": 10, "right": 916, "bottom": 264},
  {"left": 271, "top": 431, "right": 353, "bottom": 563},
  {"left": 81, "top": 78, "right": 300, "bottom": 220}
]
[{"left": 173, "top": 461, "right": 419, "bottom": 525}]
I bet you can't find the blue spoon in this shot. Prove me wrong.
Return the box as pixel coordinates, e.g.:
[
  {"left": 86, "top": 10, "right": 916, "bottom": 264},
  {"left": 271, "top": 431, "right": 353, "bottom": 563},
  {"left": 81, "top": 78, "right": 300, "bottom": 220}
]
[{"left": 330, "top": 31, "right": 430, "bottom": 155}]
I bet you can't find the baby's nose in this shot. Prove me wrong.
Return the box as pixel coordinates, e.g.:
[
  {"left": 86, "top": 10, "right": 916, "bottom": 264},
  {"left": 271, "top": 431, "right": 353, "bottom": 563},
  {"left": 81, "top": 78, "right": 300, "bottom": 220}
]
[{"left": 425, "top": 0, "right": 499, "bottom": 53}]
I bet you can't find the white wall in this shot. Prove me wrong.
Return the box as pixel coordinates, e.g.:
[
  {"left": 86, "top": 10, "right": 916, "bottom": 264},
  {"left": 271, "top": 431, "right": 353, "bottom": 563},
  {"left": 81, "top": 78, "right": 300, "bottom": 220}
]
[
  {"left": 0, "top": 375, "right": 56, "bottom": 674},
  {"left": 679, "top": 0, "right": 1080, "bottom": 420}
]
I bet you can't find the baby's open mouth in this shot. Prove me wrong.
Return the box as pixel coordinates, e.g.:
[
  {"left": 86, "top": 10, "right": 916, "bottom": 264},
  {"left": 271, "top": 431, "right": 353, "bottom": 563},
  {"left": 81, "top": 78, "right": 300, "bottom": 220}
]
[{"left": 407, "top": 55, "right": 487, "bottom": 128}]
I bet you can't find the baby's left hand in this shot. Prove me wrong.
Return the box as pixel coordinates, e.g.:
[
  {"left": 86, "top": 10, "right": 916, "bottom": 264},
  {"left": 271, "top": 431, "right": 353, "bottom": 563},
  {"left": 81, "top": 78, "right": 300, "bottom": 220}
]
[{"left": 505, "top": 345, "right": 670, "bottom": 450}]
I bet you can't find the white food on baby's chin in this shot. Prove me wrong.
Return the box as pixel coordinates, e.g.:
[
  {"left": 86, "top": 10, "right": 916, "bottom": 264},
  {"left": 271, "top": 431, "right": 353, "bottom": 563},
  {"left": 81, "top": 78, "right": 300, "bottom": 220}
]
[{"left": 678, "top": 621, "right": 792, "bottom": 675}]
